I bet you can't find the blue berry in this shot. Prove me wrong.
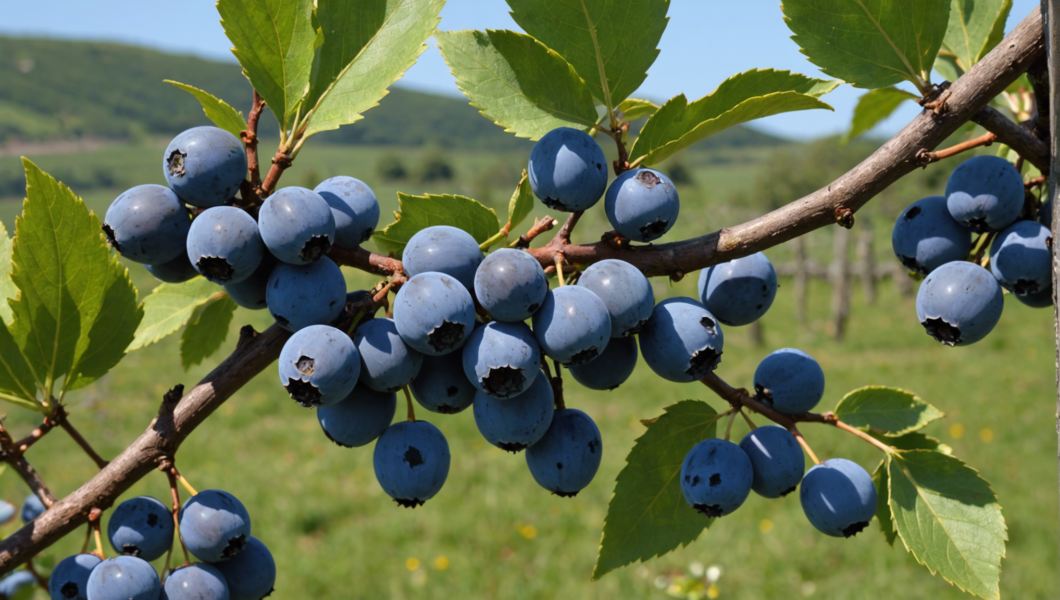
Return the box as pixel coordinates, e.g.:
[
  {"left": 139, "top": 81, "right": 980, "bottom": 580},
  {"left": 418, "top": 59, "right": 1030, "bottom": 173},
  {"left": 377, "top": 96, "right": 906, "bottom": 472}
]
[
  {"left": 461, "top": 321, "right": 541, "bottom": 399},
  {"left": 738, "top": 426, "right": 805, "bottom": 498},
  {"left": 567, "top": 335, "right": 638, "bottom": 391},
  {"left": 916, "top": 261, "right": 1004, "bottom": 346},
  {"left": 474, "top": 249, "right": 548, "bottom": 322},
  {"left": 800, "top": 458, "right": 877, "bottom": 537},
  {"left": 604, "top": 168, "right": 680, "bottom": 242},
  {"left": 85, "top": 556, "right": 160, "bottom": 600},
  {"left": 576, "top": 259, "right": 654, "bottom": 337},
  {"left": 945, "top": 155, "right": 1024, "bottom": 232},
  {"left": 0, "top": 500, "right": 14, "bottom": 524},
  {"left": 164, "top": 126, "right": 246, "bottom": 208},
  {"left": 393, "top": 272, "right": 475, "bottom": 356},
  {"left": 680, "top": 438, "right": 754, "bottom": 517},
  {"left": 989, "top": 220, "right": 1052, "bottom": 297},
  {"left": 186, "top": 207, "right": 264, "bottom": 285},
  {"left": 528, "top": 127, "right": 608, "bottom": 212},
  {"left": 354, "top": 318, "right": 423, "bottom": 392},
  {"left": 103, "top": 185, "right": 190, "bottom": 265},
  {"left": 373, "top": 420, "right": 451, "bottom": 508},
  {"left": 223, "top": 255, "right": 275, "bottom": 310},
  {"left": 209, "top": 536, "right": 275, "bottom": 600},
  {"left": 161, "top": 563, "right": 228, "bottom": 600},
  {"left": 1017, "top": 288, "right": 1052, "bottom": 308},
  {"left": 1039, "top": 196, "right": 1052, "bottom": 227},
  {"left": 0, "top": 570, "right": 36, "bottom": 599},
  {"left": 753, "top": 348, "right": 825, "bottom": 414},
  {"left": 146, "top": 253, "right": 200, "bottom": 284},
  {"left": 402, "top": 226, "right": 483, "bottom": 291},
  {"left": 532, "top": 286, "right": 611, "bottom": 366},
  {"left": 697, "top": 252, "right": 778, "bottom": 326},
  {"left": 409, "top": 351, "right": 477, "bottom": 414},
  {"left": 278, "top": 325, "right": 360, "bottom": 408},
  {"left": 317, "top": 382, "right": 396, "bottom": 447},
  {"left": 258, "top": 187, "right": 335, "bottom": 264},
  {"left": 20, "top": 493, "right": 45, "bottom": 523},
  {"left": 473, "top": 371, "right": 554, "bottom": 452},
  {"left": 179, "top": 490, "right": 251, "bottom": 563},
  {"left": 639, "top": 297, "right": 724, "bottom": 382},
  {"left": 265, "top": 257, "right": 347, "bottom": 331},
  {"left": 315, "top": 176, "right": 379, "bottom": 248},
  {"left": 525, "top": 408, "right": 602, "bottom": 497},
  {"left": 107, "top": 496, "right": 174, "bottom": 561},
  {"left": 891, "top": 196, "right": 972, "bottom": 275},
  {"left": 49, "top": 553, "right": 101, "bottom": 600}
]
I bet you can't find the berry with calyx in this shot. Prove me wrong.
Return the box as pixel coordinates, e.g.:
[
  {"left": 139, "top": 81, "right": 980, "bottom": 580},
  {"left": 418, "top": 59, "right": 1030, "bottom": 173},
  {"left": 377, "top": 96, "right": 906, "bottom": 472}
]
[
  {"left": 107, "top": 496, "right": 174, "bottom": 561},
  {"left": 258, "top": 186, "right": 335, "bottom": 264},
  {"left": 604, "top": 168, "right": 680, "bottom": 242},
  {"left": 146, "top": 253, "right": 200, "bottom": 284},
  {"left": 532, "top": 286, "right": 611, "bottom": 366},
  {"left": 354, "top": 318, "right": 423, "bottom": 393},
  {"left": 317, "top": 382, "right": 396, "bottom": 447},
  {"left": 103, "top": 184, "right": 190, "bottom": 265},
  {"left": 474, "top": 248, "right": 548, "bottom": 322},
  {"left": 209, "top": 536, "right": 275, "bottom": 600},
  {"left": 639, "top": 297, "right": 724, "bottom": 382},
  {"left": 800, "top": 458, "right": 877, "bottom": 538},
  {"left": 473, "top": 370, "right": 554, "bottom": 452},
  {"left": 525, "top": 408, "right": 602, "bottom": 497},
  {"left": 49, "top": 553, "right": 102, "bottom": 600},
  {"left": 315, "top": 176, "right": 379, "bottom": 248},
  {"left": 461, "top": 321, "right": 541, "bottom": 399},
  {"left": 409, "top": 351, "right": 477, "bottom": 414},
  {"left": 85, "top": 555, "right": 160, "bottom": 600},
  {"left": 1016, "top": 287, "right": 1053, "bottom": 308},
  {"left": 161, "top": 563, "right": 228, "bottom": 600},
  {"left": 753, "top": 348, "right": 825, "bottom": 414},
  {"left": 266, "top": 257, "right": 347, "bottom": 331},
  {"left": 278, "top": 325, "right": 360, "bottom": 408},
  {"left": 186, "top": 206, "right": 264, "bottom": 285},
  {"left": 163, "top": 126, "right": 247, "bottom": 208},
  {"left": 738, "top": 426, "right": 805, "bottom": 498},
  {"left": 989, "top": 220, "right": 1052, "bottom": 297},
  {"left": 528, "top": 127, "right": 608, "bottom": 212},
  {"left": 401, "top": 225, "right": 483, "bottom": 292},
  {"left": 576, "top": 259, "right": 654, "bottom": 337},
  {"left": 680, "top": 438, "right": 754, "bottom": 517},
  {"left": 179, "top": 490, "right": 251, "bottom": 563},
  {"left": 567, "top": 335, "right": 638, "bottom": 391},
  {"left": 891, "top": 196, "right": 972, "bottom": 275},
  {"left": 393, "top": 272, "right": 475, "bottom": 356},
  {"left": 945, "top": 155, "right": 1023, "bottom": 232},
  {"left": 373, "top": 420, "right": 451, "bottom": 508},
  {"left": 697, "top": 252, "right": 778, "bottom": 326},
  {"left": 916, "top": 260, "right": 1004, "bottom": 346}
]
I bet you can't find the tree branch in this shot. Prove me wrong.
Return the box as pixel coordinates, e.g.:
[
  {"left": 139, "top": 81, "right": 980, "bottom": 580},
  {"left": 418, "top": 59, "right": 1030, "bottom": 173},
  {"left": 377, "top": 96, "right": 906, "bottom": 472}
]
[{"left": 970, "top": 105, "right": 1050, "bottom": 172}]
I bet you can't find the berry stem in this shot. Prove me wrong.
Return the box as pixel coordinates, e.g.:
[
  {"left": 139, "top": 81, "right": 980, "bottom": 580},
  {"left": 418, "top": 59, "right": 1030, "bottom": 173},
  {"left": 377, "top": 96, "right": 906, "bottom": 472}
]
[
  {"left": 739, "top": 409, "right": 758, "bottom": 430},
  {"left": 24, "top": 556, "right": 47, "bottom": 591},
  {"left": 89, "top": 508, "right": 105, "bottom": 560},
  {"left": 165, "top": 466, "right": 192, "bottom": 568},
  {"left": 793, "top": 428, "right": 821, "bottom": 465},
  {"left": 554, "top": 253, "right": 566, "bottom": 286},
  {"left": 404, "top": 386, "right": 416, "bottom": 422},
  {"left": 722, "top": 411, "right": 737, "bottom": 441}
]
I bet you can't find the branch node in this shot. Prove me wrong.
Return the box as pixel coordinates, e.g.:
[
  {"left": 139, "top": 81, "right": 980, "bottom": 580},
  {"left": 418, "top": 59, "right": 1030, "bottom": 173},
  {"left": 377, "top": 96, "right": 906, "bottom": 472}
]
[{"left": 834, "top": 207, "right": 855, "bottom": 229}]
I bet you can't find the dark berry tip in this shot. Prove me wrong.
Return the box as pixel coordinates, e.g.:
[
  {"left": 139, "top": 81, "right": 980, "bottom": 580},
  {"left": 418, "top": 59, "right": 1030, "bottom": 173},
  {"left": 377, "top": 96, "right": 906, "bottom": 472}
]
[
  {"left": 841, "top": 520, "right": 870, "bottom": 538},
  {"left": 692, "top": 503, "right": 724, "bottom": 518}
]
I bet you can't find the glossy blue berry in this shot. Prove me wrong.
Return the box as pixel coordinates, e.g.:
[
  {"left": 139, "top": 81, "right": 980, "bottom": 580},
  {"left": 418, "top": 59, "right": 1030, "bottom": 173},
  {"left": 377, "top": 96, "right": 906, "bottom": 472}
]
[
  {"left": 0, "top": 571, "right": 36, "bottom": 599},
  {"left": 916, "top": 261, "right": 1004, "bottom": 346},
  {"left": 103, "top": 184, "right": 190, "bottom": 265},
  {"left": 945, "top": 155, "right": 1023, "bottom": 232},
  {"left": 473, "top": 371, "right": 554, "bottom": 452},
  {"left": 528, "top": 127, "right": 607, "bottom": 212},
  {"left": 49, "top": 553, "right": 101, "bottom": 600},
  {"left": 605, "top": 168, "right": 680, "bottom": 242},
  {"left": 680, "top": 438, "right": 753, "bottom": 517},
  {"left": 409, "top": 351, "right": 477, "bottom": 414},
  {"left": 161, "top": 563, "right": 228, "bottom": 600},
  {"left": 373, "top": 420, "right": 451, "bottom": 508},
  {"left": 20, "top": 493, "right": 44, "bottom": 523},
  {"left": 576, "top": 259, "right": 654, "bottom": 337},
  {"left": 474, "top": 249, "right": 548, "bottom": 322},
  {"left": 223, "top": 255, "right": 275, "bottom": 310},
  {"left": 179, "top": 490, "right": 250, "bottom": 563},
  {"left": 461, "top": 321, "right": 541, "bottom": 399},
  {"left": 800, "top": 458, "right": 877, "bottom": 537},
  {"left": 278, "top": 325, "right": 360, "bottom": 408},
  {"left": 146, "top": 253, "right": 200, "bottom": 284},
  {"left": 697, "top": 252, "right": 778, "bottom": 326},
  {"left": 85, "top": 556, "right": 160, "bottom": 600},
  {"left": 401, "top": 226, "right": 483, "bottom": 291},
  {"left": 891, "top": 196, "right": 972, "bottom": 275},
  {"left": 639, "top": 297, "right": 724, "bottom": 382},
  {"left": 315, "top": 176, "right": 379, "bottom": 248},
  {"left": 525, "top": 408, "right": 602, "bottom": 497},
  {"left": 258, "top": 187, "right": 335, "bottom": 264},
  {"left": 393, "top": 272, "right": 475, "bottom": 356},
  {"left": 990, "top": 220, "right": 1052, "bottom": 297},
  {"left": 532, "top": 286, "right": 611, "bottom": 366},
  {"left": 209, "top": 537, "right": 275, "bottom": 600},
  {"left": 753, "top": 348, "right": 825, "bottom": 414},
  {"left": 1017, "top": 287, "right": 1053, "bottom": 308},
  {"left": 266, "top": 257, "right": 347, "bottom": 331},
  {"left": 354, "top": 318, "right": 423, "bottom": 392},
  {"left": 164, "top": 126, "right": 246, "bottom": 208},
  {"left": 739, "top": 426, "right": 805, "bottom": 498},
  {"left": 186, "top": 206, "right": 264, "bottom": 285},
  {"left": 567, "top": 335, "right": 638, "bottom": 391},
  {"left": 107, "top": 496, "right": 174, "bottom": 561},
  {"left": 317, "top": 382, "right": 396, "bottom": 447}
]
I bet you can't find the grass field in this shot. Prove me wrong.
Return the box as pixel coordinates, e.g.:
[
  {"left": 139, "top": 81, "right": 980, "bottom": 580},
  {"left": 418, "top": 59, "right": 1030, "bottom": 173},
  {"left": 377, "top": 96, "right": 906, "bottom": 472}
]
[{"left": 0, "top": 141, "right": 1055, "bottom": 599}]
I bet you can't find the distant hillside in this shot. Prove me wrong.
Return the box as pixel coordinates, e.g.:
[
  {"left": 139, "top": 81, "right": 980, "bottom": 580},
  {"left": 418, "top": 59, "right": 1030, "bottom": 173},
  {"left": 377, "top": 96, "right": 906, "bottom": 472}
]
[{"left": 0, "top": 36, "right": 785, "bottom": 151}]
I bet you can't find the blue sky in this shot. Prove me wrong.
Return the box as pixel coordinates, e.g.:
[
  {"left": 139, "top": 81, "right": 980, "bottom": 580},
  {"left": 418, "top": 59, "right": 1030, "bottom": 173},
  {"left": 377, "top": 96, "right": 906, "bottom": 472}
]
[{"left": 0, "top": 0, "right": 1041, "bottom": 140}]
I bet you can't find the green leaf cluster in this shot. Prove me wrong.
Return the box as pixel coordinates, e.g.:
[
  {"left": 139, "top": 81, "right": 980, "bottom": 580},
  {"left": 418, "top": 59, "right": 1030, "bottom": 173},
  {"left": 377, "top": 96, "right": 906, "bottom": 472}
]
[{"left": 374, "top": 192, "right": 499, "bottom": 257}]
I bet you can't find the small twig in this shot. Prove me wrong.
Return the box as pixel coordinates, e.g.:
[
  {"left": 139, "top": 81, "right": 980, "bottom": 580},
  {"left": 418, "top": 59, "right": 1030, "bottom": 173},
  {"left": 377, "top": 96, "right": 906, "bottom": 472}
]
[
  {"left": 793, "top": 428, "right": 821, "bottom": 465},
  {"left": 0, "top": 423, "right": 57, "bottom": 507},
  {"left": 60, "top": 419, "right": 108, "bottom": 470},
  {"left": 403, "top": 386, "right": 416, "bottom": 422},
  {"left": 552, "top": 211, "right": 583, "bottom": 244},
  {"left": 1026, "top": 175, "right": 1047, "bottom": 188},
  {"left": 970, "top": 231, "right": 999, "bottom": 265},
  {"left": 612, "top": 122, "right": 631, "bottom": 175},
  {"left": 511, "top": 216, "right": 559, "bottom": 249},
  {"left": 834, "top": 420, "right": 895, "bottom": 455},
  {"left": 24, "top": 556, "right": 47, "bottom": 590},
  {"left": 242, "top": 90, "right": 265, "bottom": 197},
  {"left": 915, "top": 132, "right": 997, "bottom": 167}
]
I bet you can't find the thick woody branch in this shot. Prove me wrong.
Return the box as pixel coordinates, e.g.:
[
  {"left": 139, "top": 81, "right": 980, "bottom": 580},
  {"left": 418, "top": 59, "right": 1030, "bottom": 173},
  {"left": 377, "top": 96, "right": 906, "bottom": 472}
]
[
  {"left": 970, "top": 105, "right": 1050, "bottom": 171},
  {"left": 1027, "top": 54, "right": 1049, "bottom": 140}
]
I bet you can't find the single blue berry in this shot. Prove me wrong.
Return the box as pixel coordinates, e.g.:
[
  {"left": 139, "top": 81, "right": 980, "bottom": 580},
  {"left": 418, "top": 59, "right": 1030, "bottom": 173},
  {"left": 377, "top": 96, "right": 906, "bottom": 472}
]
[
  {"left": 266, "top": 257, "right": 347, "bottom": 331},
  {"left": 393, "top": 272, "right": 475, "bottom": 356},
  {"left": 891, "top": 196, "right": 972, "bottom": 275},
  {"left": 315, "top": 176, "right": 379, "bottom": 248},
  {"left": 473, "top": 370, "right": 554, "bottom": 452},
  {"left": 753, "top": 348, "right": 825, "bottom": 414},
  {"left": 354, "top": 318, "right": 423, "bottom": 393},
  {"left": 409, "top": 351, "right": 477, "bottom": 414},
  {"left": 738, "top": 426, "right": 805, "bottom": 498},
  {"left": 567, "top": 335, "right": 638, "bottom": 391},
  {"left": 576, "top": 259, "right": 654, "bottom": 337},
  {"left": 945, "top": 155, "right": 1024, "bottom": 232},
  {"left": 278, "top": 325, "right": 360, "bottom": 408},
  {"left": 85, "top": 556, "right": 160, "bottom": 600},
  {"left": 639, "top": 297, "right": 724, "bottom": 382},
  {"left": 401, "top": 226, "right": 483, "bottom": 292},
  {"left": 532, "top": 286, "right": 611, "bottom": 366},
  {"left": 49, "top": 553, "right": 101, "bottom": 600},
  {"left": 525, "top": 408, "right": 602, "bottom": 497},
  {"left": 800, "top": 458, "right": 877, "bottom": 537},
  {"left": 474, "top": 249, "right": 548, "bottom": 322},
  {"left": 186, "top": 206, "right": 264, "bottom": 285},
  {"left": 146, "top": 253, "right": 200, "bottom": 284},
  {"left": 258, "top": 187, "right": 335, "bottom": 264},
  {"left": 605, "top": 168, "right": 680, "bottom": 242},
  {"left": 161, "top": 563, "right": 228, "bottom": 600},
  {"left": 209, "top": 536, "right": 275, "bottom": 600},
  {"left": 916, "top": 261, "right": 1004, "bottom": 346},
  {"left": 461, "top": 321, "right": 541, "bottom": 399},
  {"left": 0, "top": 571, "right": 36, "bottom": 599},
  {"left": 528, "top": 127, "right": 607, "bottom": 212},
  {"left": 990, "top": 220, "right": 1052, "bottom": 297},
  {"left": 20, "top": 493, "right": 45, "bottom": 523},
  {"left": 680, "top": 438, "right": 754, "bottom": 517},
  {"left": 697, "top": 252, "right": 778, "bottom": 326},
  {"left": 317, "top": 383, "right": 396, "bottom": 447},
  {"left": 179, "top": 490, "right": 251, "bottom": 563},
  {"left": 107, "top": 496, "right": 174, "bottom": 561},
  {"left": 0, "top": 500, "right": 15, "bottom": 524},
  {"left": 223, "top": 255, "right": 276, "bottom": 310},
  {"left": 373, "top": 420, "right": 451, "bottom": 508},
  {"left": 164, "top": 126, "right": 246, "bottom": 208},
  {"left": 103, "top": 185, "right": 190, "bottom": 265}
]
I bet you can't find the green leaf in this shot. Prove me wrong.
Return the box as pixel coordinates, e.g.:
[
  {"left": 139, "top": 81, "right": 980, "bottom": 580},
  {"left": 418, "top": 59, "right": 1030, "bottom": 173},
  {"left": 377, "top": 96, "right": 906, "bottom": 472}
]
[
  {"left": 165, "top": 80, "right": 248, "bottom": 139},
  {"left": 302, "top": 0, "right": 445, "bottom": 139},
  {"left": 0, "top": 319, "right": 41, "bottom": 412},
  {"left": 873, "top": 459, "right": 898, "bottom": 545},
  {"left": 872, "top": 431, "right": 953, "bottom": 454},
  {"left": 782, "top": 0, "right": 950, "bottom": 90},
  {"left": 181, "top": 295, "right": 237, "bottom": 370},
  {"left": 630, "top": 70, "right": 837, "bottom": 167},
  {"left": 617, "top": 98, "right": 659, "bottom": 122},
  {"left": 889, "top": 450, "right": 1006, "bottom": 600},
  {"left": 935, "top": 53, "right": 964, "bottom": 82},
  {"left": 943, "top": 0, "right": 1013, "bottom": 71},
  {"left": 507, "top": 0, "right": 669, "bottom": 109},
  {"left": 507, "top": 170, "right": 534, "bottom": 232},
  {"left": 436, "top": 29, "right": 599, "bottom": 141},
  {"left": 593, "top": 400, "right": 719, "bottom": 580},
  {"left": 0, "top": 221, "right": 15, "bottom": 324},
  {"left": 834, "top": 386, "right": 944, "bottom": 435},
  {"left": 129, "top": 279, "right": 221, "bottom": 352},
  {"left": 844, "top": 87, "right": 919, "bottom": 142},
  {"left": 217, "top": 0, "right": 317, "bottom": 130},
  {"left": 9, "top": 160, "right": 142, "bottom": 397},
  {"left": 373, "top": 193, "right": 500, "bottom": 257}
]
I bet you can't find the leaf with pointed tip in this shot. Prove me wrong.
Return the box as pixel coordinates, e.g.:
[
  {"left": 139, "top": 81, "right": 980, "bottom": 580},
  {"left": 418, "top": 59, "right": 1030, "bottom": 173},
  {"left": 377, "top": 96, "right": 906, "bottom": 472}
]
[
  {"left": 943, "top": 0, "right": 1012, "bottom": 71},
  {"left": 302, "top": 0, "right": 444, "bottom": 138},
  {"left": 436, "top": 29, "right": 598, "bottom": 140},
  {"left": 889, "top": 450, "right": 1006, "bottom": 600},
  {"left": 834, "top": 386, "right": 943, "bottom": 435},
  {"left": 165, "top": 81, "right": 248, "bottom": 139},
  {"left": 630, "top": 70, "right": 837, "bottom": 166},
  {"left": 374, "top": 193, "right": 499, "bottom": 257},
  {"left": 507, "top": 170, "right": 534, "bottom": 232},
  {"left": 844, "top": 87, "right": 919, "bottom": 142},
  {"left": 617, "top": 98, "right": 659, "bottom": 122},
  {"left": 507, "top": 0, "right": 670, "bottom": 108},
  {"left": 782, "top": 0, "right": 950, "bottom": 90},
  {"left": 129, "top": 279, "right": 222, "bottom": 352},
  {"left": 181, "top": 295, "right": 237, "bottom": 370},
  {"left": 0, "top": 221, "right": 14, "bottom": 324},
  {"left": 593, "top": 400, "right": 719, "bottom": 580},
  {"left": 217, "top": 0, "right": 316, "bottom": 130}
]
